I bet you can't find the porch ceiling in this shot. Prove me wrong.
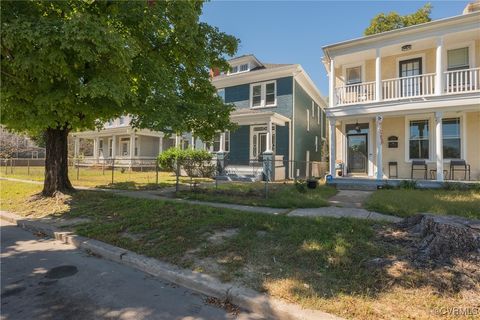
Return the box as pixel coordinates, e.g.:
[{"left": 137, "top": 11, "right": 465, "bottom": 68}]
[{"left": 230, "top": 110, "right": 290, "bottom": 126}]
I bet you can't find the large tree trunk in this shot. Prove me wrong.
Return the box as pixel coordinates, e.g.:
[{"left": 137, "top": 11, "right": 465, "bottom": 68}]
[{"left": 42, "top": 126, "right": 74, "bottom": 196}]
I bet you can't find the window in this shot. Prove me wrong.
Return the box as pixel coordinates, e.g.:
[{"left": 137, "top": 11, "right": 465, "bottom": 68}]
[
  {"left": 317, "top": 106, "right": 320, "bottom": 125},
  {"left": 229, "top": 63, "right": 249, "bottom": 75},
  {"left": 409, "top": 120, "right": 429, "bottom": 159},
  {"left": 250, "top": 81, "right": 276, "bottom": 108},
  {"left": 311, "top": 101, "right": 315, "bottom": 118},
  {"left": 108, "top": 139, "right": 113, "bottom": 157},
  {"left": 239, "top": 63, "right": 249, "bottom": 72},
  {"left": 447, "top": 47, "right": 469, "bottom": 71},
  {"left": 322, "top": 110, "right": 326, "bottom": 139},
  {"left": 307, "top": 109, "right": 310, "bottom": 132},
  {"left": 134, "top": 137, "right": 138, "bottom": 156},
  {"left": 119, "top": 116, "right": 125, "bottom": 125},
  {"left": 210, "top": 132, "right": 230, "bottom": 152},
  {"left": 252, "top": 85, "right": 262, "bottom": 107},
  {"left": 315, "top": 136, "right": 318, "bottom": 152},
  {"left": 346, "top": 66, "right": 362, "bottom": 85},
  {"left": 442, "top": 118, "right": 461, "bottom": 159},
  {"left": 107, "top": 120, "right": 113, "bottom": 127},
  {"left": 265, "top": 82, "right": 275, "bottom": 105}
]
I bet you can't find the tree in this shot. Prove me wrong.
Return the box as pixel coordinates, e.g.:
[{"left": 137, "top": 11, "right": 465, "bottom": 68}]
[
  {"left": 364, "top": 3, "right": 432, "bottom": 35},
  {"left": 1, "top": 0, "right": 238, "bottom": 196}
]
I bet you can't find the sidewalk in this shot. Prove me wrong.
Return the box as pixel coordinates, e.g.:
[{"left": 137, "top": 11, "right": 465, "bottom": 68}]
[{"left": 1, "top": 177, "right": 401, "bottom": 222}]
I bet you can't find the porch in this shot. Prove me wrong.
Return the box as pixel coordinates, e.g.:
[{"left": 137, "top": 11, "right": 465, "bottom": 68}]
[{"left": 328, "top": 109, "right": 480, "bottom": 182}]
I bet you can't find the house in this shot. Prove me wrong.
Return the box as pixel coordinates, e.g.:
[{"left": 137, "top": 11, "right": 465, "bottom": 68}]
[
  {"left": 322, "top": 4, "right": 480, "bottom": 183},
  {"left": 211, "top": 54, "right": 328, "bottom": 180},
  {"left": 72, "top": 55, "right": 327, "bottom": 178},
  {"left": 71, "top": 115, "right": 182, "bottom": 168}
]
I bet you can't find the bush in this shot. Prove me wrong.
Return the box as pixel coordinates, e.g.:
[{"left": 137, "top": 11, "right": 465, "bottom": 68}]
[
  {"left": 399, "top": 180, "right": 417, "bottom": 189},
  {"left": 157, "top": 148, "right": 214, "bottom": 178},
  {"left": 294, "top": 179, "right": 307, "bottom": 193}
]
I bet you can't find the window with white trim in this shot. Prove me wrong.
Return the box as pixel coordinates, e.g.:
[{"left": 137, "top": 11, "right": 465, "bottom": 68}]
[
  {"left": 119, "top": 116, "right": 125, "bottom": 125},
  {"left": 409, "top": 120, "right": 429, "bottom": 159},
  {"left": 250, "top": 81, "right": 276, "bottom": 108},
  {"left": 315, "top": 136, "right": 318, "bottom": 152},
  {"left": 208, "top": 132, "right": 230, "bottom": 152},
  {"left": 346, "top": 66, "right": 362, "bottom": 85},
  {"left": 317, "top": 106, "right": 320, "bottom": 125},
  {"left": 239, "top": 63, "right": 249, "bottom": 72},
  {"left": 311, "top": 101, "right": 315, "bottom": 118},
  {"left": 307, "top": 109, "right": 310, "bottom": 132},
  {"left": 447, "top": 47, "right": 469, "bottom": 71},
  {"left": 442, "top": 118, "right": 461, "bottom": 159},
  {"left": 229, "top": 63, "right": 249, "bottom": 75}
]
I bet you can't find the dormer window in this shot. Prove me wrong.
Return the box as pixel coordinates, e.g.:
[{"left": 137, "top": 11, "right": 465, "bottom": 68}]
[{"left": 229, "top": 63, "right": 249, "bottom": 75}]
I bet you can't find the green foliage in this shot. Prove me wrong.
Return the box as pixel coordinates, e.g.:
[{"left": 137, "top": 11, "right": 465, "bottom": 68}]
[
  {"left": 157, "top": 148, "right": 214, "bottom": 178},
  {"left": 364, "top": 3, "right": 432, "bottom": 35},
  {"left": 1, "top": 0, "right": 239, "bottom": 140},
  {"left": 399, "top": 180, "right": 417, "bottom": 190},
  {"left": 294, "top": 179, "right": 307, "bottom": 193}
]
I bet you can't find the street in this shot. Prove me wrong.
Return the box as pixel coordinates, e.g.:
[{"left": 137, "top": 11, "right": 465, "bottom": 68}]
[{"left": 0, "top": 221, "right": 262, "bottom": 320}]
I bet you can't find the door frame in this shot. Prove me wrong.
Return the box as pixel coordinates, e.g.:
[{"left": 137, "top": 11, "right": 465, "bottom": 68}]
[
  {"left": 249, "top": 124, "right": 276, "bottom": 160},
  {"left": 346, "top": 133, "right": 369, "bottom": 174}
]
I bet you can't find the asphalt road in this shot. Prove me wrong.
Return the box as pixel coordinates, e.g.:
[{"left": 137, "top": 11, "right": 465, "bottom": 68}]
[{"left": 0, "top": 221, "right": 263, "bottom": 320}]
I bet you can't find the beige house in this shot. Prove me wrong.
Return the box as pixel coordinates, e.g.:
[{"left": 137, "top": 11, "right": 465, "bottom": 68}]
[{"left": 322, "top": 4, "right": 480, "bottom": 182}]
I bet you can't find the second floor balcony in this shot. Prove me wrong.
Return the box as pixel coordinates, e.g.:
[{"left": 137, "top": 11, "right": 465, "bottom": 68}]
[
  {"left": 335, "top": 67, "right": 480, "bottom": 105},
  {"left": 323, "top": 11, "right": 480, "bottom": 108}
]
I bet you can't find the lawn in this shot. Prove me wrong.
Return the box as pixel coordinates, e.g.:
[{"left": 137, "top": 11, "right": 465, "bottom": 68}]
[
  {"left": 0, "top": 165, "right": 209, "bottom": 190},
  {"left": 177, "top": 182, "right": 337, "bottom": 208},
  {"left": 365, "top": 189, "right": 480, "bottom": 219},
  {"left": 1, "top": 179, "right": 477, "bottom": 320}
]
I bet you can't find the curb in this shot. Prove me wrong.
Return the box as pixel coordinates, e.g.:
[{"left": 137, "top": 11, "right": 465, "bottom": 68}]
[{"left": 1, "top": 211, "right": 342, "bottom": 320}]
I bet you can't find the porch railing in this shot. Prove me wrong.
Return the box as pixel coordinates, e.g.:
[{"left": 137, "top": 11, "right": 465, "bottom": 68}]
[
  {"left": 444, "top": 67, "right": 480, "bottom": 94},
  {"left": 382, "top": 73, "right": 436, "bottom": 101},
  {"left": 335, "top": 81, "right": 375, "bottom": 105}
]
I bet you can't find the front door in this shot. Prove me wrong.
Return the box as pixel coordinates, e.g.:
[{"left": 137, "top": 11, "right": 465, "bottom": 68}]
[
  {"left": 399, "top": 58, "right": 422, "bottom": 97},
  {"left": 347, "top": 134, "right": 368, "bottom": 174},
  {"left": 250, "top": 125, "right": 275, "bottom": 161}
]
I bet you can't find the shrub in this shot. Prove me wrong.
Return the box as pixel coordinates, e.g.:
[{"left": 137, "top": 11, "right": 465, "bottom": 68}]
[
  {"left": 157, "top": 148, "right": 214, "bottom": 178},
  {"left": 399, "top": 180, "right": 417, "bottom": 189},
  {"left": 294, "top": 179, "right": 307, "bottom": 193}
]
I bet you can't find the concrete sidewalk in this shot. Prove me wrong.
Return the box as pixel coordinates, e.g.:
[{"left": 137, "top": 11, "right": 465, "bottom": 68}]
[{"left": 1, "top": 177, "right": 400, "bottom": 222}]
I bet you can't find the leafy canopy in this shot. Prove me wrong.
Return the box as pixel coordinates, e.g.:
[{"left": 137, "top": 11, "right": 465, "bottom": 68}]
[
  {"left": 364, "top": 3, "right": 432, "bottom": 36},
  {"left": 1, "top": 0, "right": 238, "bottom": 140}
]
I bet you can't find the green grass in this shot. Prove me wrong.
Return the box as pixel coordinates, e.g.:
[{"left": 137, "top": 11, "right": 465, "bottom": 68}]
[
  {"left": 177, "top": 182, "right": 337, "bottom": 208},
  {"left": 0, "top": 165, "right": 209, "bottom": 190},
  {"left": 365, "top": 189, "right": 480, "bottom": 219},
  {"left": 1, "top": 179, "right": 477, "bottom": 320}
]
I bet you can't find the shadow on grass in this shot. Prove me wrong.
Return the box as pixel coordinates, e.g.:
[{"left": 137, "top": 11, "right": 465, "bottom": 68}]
[
  {"left": 8, "top": 182, "right": 479, "bottom": 319},
  {"left": 95, "top": 181, "right": 171, "bottom": 190}
]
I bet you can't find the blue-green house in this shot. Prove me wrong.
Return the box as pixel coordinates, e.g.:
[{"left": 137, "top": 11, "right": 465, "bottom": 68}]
[{"left": 211, "top": 55, "right": 328, "bottom": 180}]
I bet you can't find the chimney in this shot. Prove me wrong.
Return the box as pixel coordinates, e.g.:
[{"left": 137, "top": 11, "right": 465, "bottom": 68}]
[
  {"left": 209, "top": 68, "right": 220, "bottom": 78},
  {"left": 463, "top": 0, "right": 480, "bottom": 14}
]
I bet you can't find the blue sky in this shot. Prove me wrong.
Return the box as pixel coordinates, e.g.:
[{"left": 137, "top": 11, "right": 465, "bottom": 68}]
[{"left": 200, "top": 0, "right": 470, "bottom": 96}]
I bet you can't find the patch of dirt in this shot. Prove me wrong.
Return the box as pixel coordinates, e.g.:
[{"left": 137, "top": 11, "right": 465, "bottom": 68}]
[
  {"left": 120, "top": 231, "right": 145, "bottom": 242},
  {"left": 206, "top": 228, "right": 239, "bottom": 244}
]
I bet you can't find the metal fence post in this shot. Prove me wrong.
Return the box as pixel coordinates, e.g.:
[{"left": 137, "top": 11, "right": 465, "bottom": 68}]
[
  {"left": 76, "top": 158, "right": 80, "bottom": 180},
  {"left": 5, "top": 159, "right": 8, "bottom": 175},
  {"left": 111, "top": 158, "right": 115, "bottom": 184},
  {"left": 155, "top": 161, "right": 159, "bottom": 185},
  {"left": 102, "top": 159, "right": 105, "bottom": 175},
  {"left": 27, "top": 159, "right": 30, "bottom": 175}
]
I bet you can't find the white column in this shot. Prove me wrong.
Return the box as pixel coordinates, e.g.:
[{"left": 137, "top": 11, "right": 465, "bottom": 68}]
[
  {"left": 375, "top": 48, "right": 382, "bottom": 102},
  {"left": 175, "top": 134, "right": 181, "bottom": 148},
  {"left": 158, "top": 136, "right": 163, "bottom": 154},
  {"left": 329, "top": 58, "right": 336, "bottom": 108},
  {"left": 130, "top": 132, "right": 135, "bottom": 158},
  {"left": 219, "top": 132, "right": 225, "bottom": 152},
  {"left": 435, "top": 37, "right": 444, "bottom": 95},
  {"left": 266, "top": 120, "right": 273, "bottom": 152},
  {"left": 376, "top": 115, "right": 383, "bottom": 180},
  {"left": 111, "top": 135, "right": 117, "bottom": 158},
  {"left": 435, "top": 112, "right": 444, "bottom": 181},
  {"left": 94, "top": 136, "right": 99, "bottom": 162},
  {"left": 328, "top": 118, "right": 336, "bottom": 176},
  {"left": 74, "top": 136, "right": 79, "bottom": 158},
  {"left": 191, "top": 134, "right": 195, "bottom": 150}
]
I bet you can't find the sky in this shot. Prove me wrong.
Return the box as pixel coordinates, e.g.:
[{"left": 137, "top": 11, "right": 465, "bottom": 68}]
[{"left": 200, "top": 0, "right": 471, "bottom": 96}]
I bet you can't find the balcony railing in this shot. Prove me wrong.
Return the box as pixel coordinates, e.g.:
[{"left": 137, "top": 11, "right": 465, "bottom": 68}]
[
  {"left": 382, "top": 73, "right": 436, "bottom": 100},
  {"left": 444, "top": 67, "right": 480, "bottom": 94},
  {"left": 335, "top": 81, "right": 375, "bottom": 105},
  {"left": 334, "top": 68, "right": 480, "bottom": 106}
]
